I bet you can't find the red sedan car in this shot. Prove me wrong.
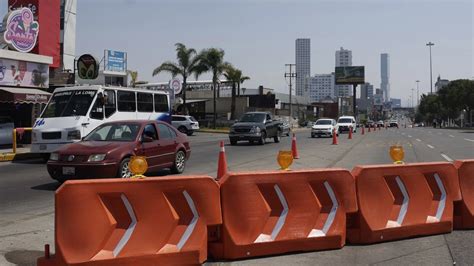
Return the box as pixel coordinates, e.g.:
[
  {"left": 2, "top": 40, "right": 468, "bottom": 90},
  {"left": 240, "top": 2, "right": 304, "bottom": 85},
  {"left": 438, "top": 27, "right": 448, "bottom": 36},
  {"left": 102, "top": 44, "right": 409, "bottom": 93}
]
[{"left": 47, "top": 120, "right": 191, "bottom": 182}]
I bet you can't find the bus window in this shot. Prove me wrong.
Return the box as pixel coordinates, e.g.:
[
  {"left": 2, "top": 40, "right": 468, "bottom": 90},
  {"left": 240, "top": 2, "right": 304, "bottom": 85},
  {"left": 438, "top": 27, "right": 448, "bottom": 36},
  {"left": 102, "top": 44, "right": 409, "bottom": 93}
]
[
  {"left": 137, "top": 92, "right": 153, "bottom": 112},
  {"left": 89, "top": 94, "right": 104, "bottom": 120},
  {"left": 154, "top": 94, "right": 168, "bottom": 112},
  {"left": 117, "top": 91, "right": 136, "bottom": 112},
  {"left": 104, "top": 90, "right": 116, "bottom": 118},
  {"left": 42, "top": 90, "right": 96, "bottom": 118}
]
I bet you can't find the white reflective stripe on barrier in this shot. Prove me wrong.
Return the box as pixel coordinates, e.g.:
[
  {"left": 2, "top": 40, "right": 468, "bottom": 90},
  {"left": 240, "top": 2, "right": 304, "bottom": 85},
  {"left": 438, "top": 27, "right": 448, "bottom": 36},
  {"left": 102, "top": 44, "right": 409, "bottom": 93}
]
[
  {"left": 308, "top": 181, "right": 339, "bottom": 237},
  {"left": 386, "top": 176, "right": 409, "bottom": 228},
  {"left": 254, "top": 184, "right": 289, "bottom": 243},
  {"left": 427, "top": 173, "right": 446, "bottom": 223},
  {"left": 177, "top": 190, "right": 199, "bottom": 250},
  {"left": 113, "top": 194, "right": 137, "bottom": 257}
]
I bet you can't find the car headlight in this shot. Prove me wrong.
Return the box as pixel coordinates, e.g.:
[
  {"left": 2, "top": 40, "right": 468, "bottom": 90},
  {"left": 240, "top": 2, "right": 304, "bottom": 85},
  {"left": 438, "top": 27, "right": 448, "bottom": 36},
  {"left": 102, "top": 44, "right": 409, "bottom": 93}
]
[
  {"left": 67, "top": 130, "right": 81, "bottom": 140},
  {"left": 49, "top": 153, "right": 59, "bottom": 161},
  {"left": 88, "top": 154, "right": 106, "bottom": 162}
]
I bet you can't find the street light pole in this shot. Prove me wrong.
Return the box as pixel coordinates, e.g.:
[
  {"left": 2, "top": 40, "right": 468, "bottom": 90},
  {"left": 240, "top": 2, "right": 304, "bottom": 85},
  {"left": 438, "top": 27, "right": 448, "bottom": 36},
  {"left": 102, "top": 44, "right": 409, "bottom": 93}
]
[
  {"left": 416, "top": 80, "right": 420, "bottom": 106},
  {"left": 411, "top": 88, "right": 414, "bottom": 109},
  {"left": 426, "top": 42, "right": 435, "bottom": 94},
  {"left": 284, "top": 64, "right": 297, "bottom": 120}
]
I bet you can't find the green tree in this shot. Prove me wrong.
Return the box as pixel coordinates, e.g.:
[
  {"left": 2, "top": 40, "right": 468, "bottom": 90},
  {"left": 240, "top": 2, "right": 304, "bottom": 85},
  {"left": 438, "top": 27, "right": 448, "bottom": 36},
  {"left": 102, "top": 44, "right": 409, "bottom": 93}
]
[
  {"left": 127, "top": 70, "right": 138, "bottom": 87},
  {"left": 196, "top": 48, "right": 229, "bottom": 128},
  {"left": 152, "top": 43, "right": 201, "bottom": 114},
  {"left": 223, "top": 64, "right": 251, "bottom": 120},
  {"left": 439, "top": 79, "right": 474, "bottom": 125}
]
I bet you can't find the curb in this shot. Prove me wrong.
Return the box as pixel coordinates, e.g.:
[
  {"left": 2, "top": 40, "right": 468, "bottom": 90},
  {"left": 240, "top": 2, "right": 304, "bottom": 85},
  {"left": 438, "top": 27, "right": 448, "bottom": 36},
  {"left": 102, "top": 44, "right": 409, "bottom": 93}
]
[
  {"left": 199, "top": 129, "right": 230, "bottom": 134},
  {"left": 0, "top": 152, "right": 44, "bottom": 162}
]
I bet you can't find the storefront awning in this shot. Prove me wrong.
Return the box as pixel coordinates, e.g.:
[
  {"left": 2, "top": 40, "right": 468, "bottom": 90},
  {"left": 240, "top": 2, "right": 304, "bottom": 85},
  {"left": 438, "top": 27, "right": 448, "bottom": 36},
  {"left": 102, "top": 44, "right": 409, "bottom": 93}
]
[{"left": 0, "top": 87, "right": 51, "bottom": 104}]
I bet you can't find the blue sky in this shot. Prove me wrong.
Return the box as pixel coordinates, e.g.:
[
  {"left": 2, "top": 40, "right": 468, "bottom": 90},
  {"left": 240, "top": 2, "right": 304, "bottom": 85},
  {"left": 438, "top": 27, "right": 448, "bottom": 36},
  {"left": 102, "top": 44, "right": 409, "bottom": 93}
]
[{"left": 4, "top": 0, "right": 473, "bottom": 106}]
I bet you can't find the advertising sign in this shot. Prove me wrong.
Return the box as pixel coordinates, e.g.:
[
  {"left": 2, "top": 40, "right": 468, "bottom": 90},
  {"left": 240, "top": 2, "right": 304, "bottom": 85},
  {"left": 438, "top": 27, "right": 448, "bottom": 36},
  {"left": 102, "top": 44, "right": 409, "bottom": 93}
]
[
  {"left": 77, "top": 54, "right": 99, "bottom": 79},
  {"left": 335, "top": 66, "right": 365, "bottom": 85},
  {"left": 104, "top": 50, "right": 127, "bottom": 73},
  {"left": 0, "top": 58, "right": 48, "bottom": 87},
  {"left": 169, "top": 78, "right": 182, "bottom": 95},
  {"left": 3, "top": 8, "right": 39, "bottom": 53}
]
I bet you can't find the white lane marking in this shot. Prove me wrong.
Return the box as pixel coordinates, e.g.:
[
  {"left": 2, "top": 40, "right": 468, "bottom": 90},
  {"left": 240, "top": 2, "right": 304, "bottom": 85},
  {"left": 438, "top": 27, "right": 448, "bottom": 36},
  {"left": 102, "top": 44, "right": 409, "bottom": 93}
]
[
  {"left": 438, "top": 132, "right": 443, "bottom": 135},
  {"left": 464, "top": 138, "right": 474, "bottom": 142},
  {"left": 113, "top": 194, "right": 137, "bottom": 257},
  {"left": 428, "top": 131, "right": 432, "bottom": 134},
  {"left": 427, "top": 173, "right": 446, "bottom": 223},
  {"left": 408, "top": 135, "right": 412, "bottom": 138},
  {"left": 449, "top": 135, "right": 454, "bottom": 138},
  {"left": 416, "top": 139, "right": 421, "bottom": 142},
  {"left": 254, "top": 184, "right": 288, "bottom": 243},
  {"left": 177, "top": 190, "right": 199, "bottom": 250},
  {"left": 308, "top": 181, "right": 338, "bottom": 238},
  {"left": 440, "top": 153, "right": 453, "bottom": 162},
  {"left": 427, "top": 144, "right": 435, "bottom": 149},
  {"left": 386, "top": 177, "right": 409, "bottom": 228},
  {"left": 401, "top": 132, "right": 406, "bottom": 135}
]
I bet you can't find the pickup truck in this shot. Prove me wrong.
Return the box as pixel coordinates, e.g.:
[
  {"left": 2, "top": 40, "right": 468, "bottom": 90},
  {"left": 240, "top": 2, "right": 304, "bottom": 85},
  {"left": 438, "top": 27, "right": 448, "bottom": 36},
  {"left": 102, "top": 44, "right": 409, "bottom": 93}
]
[{"left": 229, "top": 112, "right": 282, "bottom": 145}]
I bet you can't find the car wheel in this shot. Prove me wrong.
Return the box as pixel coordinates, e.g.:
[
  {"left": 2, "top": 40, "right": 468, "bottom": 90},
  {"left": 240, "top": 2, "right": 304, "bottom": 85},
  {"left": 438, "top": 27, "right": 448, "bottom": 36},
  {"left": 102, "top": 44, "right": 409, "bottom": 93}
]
[
  {"left": 186, "top": 130, "right": 194, "bottom": 136},
  {"left": 171, "top": 150, "right": 186, "bottom": 174},
  {"left": 311, "top": 134, "right": 315, "bottom": 138},
  {"left": 230, "top": 139, "right": 237, "bottom": 145},
  {"left": 118, "top": 158, "right": 132, "bottom": 178},
  {"left": 178, "top": 126, "right": 188, "bottom": 135},
  {"left": 258, "top": 131, "right": 266, "bottom": 145},
  {"left": 274, "top": 131, "right": 281, "bottom": 143}
]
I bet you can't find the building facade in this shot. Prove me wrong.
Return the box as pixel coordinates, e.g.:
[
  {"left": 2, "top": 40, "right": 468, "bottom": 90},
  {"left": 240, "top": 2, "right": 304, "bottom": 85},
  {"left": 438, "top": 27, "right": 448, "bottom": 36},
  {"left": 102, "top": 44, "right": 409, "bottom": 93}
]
[
  {"left": 381, "top": 53, "right": 390, "bottom": 102},
  {"left": 435, "top": 75, "right": 449, "bottom": 93},
  {"left": 307, "top": 73, "right": 335, "bottom": 102},
  {"left": 360, "top": 82, "right": 374, "bottom": 100},
  {"left": 390, "top": 98, "right": 401, "bottom": 108},
  {"left": 295, "top": 38, "right": 310, "bottom": 97},
  {"left": 335, "top": 47, "right": 352, "bottom": 97}
]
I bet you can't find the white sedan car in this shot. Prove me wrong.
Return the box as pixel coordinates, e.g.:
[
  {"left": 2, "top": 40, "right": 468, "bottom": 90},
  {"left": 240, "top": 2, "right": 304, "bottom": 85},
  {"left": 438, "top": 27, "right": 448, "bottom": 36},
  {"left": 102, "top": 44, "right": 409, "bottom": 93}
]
[{"left": 311, "top": 118, "right": 339, "bottom": 138}]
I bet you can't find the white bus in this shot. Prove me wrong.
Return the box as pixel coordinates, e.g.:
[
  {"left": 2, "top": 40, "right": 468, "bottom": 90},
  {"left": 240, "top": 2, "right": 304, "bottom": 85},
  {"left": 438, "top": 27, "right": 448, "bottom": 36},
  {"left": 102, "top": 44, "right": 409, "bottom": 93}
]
[{"left": 31, "top": 85, "right": 171, "bottom": 154}]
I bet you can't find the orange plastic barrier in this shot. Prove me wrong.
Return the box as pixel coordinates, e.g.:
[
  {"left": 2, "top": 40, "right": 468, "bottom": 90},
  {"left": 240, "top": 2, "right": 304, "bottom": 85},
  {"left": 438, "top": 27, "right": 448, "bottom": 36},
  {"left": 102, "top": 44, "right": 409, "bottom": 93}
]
[
  {"left": 454, "top": 160, "right": 474, "bottom": 229},
  {"left": 209, "top": 169, "right": 357, "bottom": 259},
  {"left": 348, "top": 162, "right": 461, "bottom": 244},
  {"left": 37, "top": 176, "right": 221, "bottom": 266}
]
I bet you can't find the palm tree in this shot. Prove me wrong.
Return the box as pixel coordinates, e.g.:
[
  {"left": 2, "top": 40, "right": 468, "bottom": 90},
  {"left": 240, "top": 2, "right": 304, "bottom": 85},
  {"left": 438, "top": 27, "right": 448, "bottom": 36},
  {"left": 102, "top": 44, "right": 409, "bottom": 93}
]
[
  {"left": 152, "top": 43, "right": 201, "bottom": 114},
  {"left": 223, "top": 65, "right": 251, "bottom": 120},
  {"left": 197, "top": 48, "right": 229, "bottom": 128},
  {"left": 127, "top": 70, "right": 138, "bottom": 87}
]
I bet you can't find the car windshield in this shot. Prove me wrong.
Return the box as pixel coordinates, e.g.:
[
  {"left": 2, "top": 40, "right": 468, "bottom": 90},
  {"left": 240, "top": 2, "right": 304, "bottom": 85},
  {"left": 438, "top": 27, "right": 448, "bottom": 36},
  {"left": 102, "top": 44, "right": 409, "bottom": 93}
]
[
  {"left": 42, "top": 90, "right": 97, "bottom": 118},
  {"left": 239, "top": 113, "right": 266, "bottom": 123},
  {"left": 84, "top": 123, "right": 141, "bottom": 142},
  {"left": 338, "top": 118, "right": 352, "bottom": 123},
  {"left": 316, "top": 120, "right": 332, "bottom": 125},
  {"left": 189, "top": 116, "right": 197, "bottom": 122}
]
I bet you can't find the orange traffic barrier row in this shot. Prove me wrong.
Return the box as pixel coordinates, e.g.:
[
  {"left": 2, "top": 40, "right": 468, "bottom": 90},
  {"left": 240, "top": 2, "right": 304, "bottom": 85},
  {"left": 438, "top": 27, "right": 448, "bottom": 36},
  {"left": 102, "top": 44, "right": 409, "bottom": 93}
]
[
  {"left": 209, "top": 169, "right": 357, "bottom": 259},
  {"left": 37, "top": 176, "right": 221, "bottom": 266},
  {"left": 454, "top": 159, "right": 474, "bottom": 229},
  {"left": 348, "top": 162, "right": 461, "bottom": 244}
]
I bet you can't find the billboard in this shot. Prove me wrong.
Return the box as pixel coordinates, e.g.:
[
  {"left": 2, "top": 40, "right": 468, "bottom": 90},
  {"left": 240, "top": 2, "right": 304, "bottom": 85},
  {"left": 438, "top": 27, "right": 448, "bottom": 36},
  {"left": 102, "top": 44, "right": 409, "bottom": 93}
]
[
  {"left": 0, "top": 58, "right": 49, "bottom": 87},
  {"left": 335, "top": 66, "right": 365, "bottom": 85},
  {"left": 104, "top": 50, "right": 127, "bottom": 73}
]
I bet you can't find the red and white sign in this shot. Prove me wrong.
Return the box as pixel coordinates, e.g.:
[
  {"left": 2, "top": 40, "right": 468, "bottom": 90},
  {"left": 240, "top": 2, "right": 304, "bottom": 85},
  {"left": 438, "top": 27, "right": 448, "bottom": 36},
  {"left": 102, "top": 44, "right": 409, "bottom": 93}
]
[{"left": 169, "top": 78, "right": 182, "bottom": 95}]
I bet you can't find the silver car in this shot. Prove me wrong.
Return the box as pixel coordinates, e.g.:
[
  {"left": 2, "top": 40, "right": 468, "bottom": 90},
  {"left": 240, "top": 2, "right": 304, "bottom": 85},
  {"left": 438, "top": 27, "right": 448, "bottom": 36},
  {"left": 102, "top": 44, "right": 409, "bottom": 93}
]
[
  {"left": 171, "top": 115, "right": 200, "bottom": 136},
  {"left": 0, "top": 117, "right": 14, "bottom": 145}
]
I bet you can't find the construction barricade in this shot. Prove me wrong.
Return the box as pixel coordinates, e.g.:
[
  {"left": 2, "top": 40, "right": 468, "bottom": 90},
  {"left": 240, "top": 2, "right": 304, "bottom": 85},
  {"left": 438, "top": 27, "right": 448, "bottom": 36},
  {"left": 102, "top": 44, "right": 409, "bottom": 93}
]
[
  {"left": 454, "top": 159, "right": 474, "bottom": 229},
  {"left": 347, "top": 162, "right": 461, "bottom": 244},
  {"left": 37, "top": 176, "right": 221, "bottom": 266},
  {"left": 209, "top": 169, "right": 357, "bottom": 259}
]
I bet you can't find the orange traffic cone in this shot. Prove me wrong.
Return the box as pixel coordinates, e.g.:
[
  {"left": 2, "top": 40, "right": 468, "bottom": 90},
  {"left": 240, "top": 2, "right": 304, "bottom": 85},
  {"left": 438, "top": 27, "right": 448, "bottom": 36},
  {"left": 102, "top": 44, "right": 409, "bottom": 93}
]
[
  {"left": 332, "top": 129, "right": 338, "bottom": 145},
  {"left": 348, "top": 126, "right": 353, "bottom": 139},
  {"left": 291, "top": 133, "right": 299, "bottom": 159},
  {"left": 362, "top": 126, "right": 365, "bottom": 135},
  {"left": 216, "top": 141, "right": 228, "bottom": 180}
]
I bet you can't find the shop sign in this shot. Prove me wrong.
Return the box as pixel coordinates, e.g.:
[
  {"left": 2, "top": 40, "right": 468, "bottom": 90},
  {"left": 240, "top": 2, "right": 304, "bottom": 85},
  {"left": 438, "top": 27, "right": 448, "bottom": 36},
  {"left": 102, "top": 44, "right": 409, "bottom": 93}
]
[
  {"left": 77, "top": 54, "right": 99, "bottom": 80},
  {"left": 4, "top": 7, "right": 39, "bottom": 53},
  {"left": 104, "top": 50, "right": 127, "bottom": 73},
  {"left": 0, "top": 58, "right": 49, "bottom": 88}
]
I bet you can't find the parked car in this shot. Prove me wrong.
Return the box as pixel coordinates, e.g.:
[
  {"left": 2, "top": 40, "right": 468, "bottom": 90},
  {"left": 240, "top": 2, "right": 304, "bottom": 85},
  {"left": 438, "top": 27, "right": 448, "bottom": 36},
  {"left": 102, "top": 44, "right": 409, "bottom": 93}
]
[
  {"left": 389, "top": 120, "right": 399, "bottom": 128},
  {"left": 337, "top": 116, "right": 357, "bottom": 133},
  {"left": 0, "top": 117, "right": 14, "bottom": 145},
  {"left": 47, "top": 120, "right": 191, "bottom": 182},
  {"left": 278, "top": 121, "right": 291, "bottom": 137},
  {"left": 229, "top": 112, "right": 282, "bottom": 145},
  {"left": 171, "top": 115, "right": 199, "bottom": 136},
  {"left": 366, "top": 120, "right": 375, "bottom": 128},
  {"left": 377, "top": 120, "right": 384, "bottom": 127},
  {"left": 311, "top": 118, "right": 338, "bottom": 138}
]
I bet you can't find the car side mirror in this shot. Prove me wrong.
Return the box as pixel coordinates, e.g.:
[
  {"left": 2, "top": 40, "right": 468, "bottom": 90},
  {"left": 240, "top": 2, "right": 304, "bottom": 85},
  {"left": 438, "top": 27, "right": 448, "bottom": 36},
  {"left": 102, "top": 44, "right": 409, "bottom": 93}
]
[{"left": 142, "top": 136, "right": 154, "bottom": 143}]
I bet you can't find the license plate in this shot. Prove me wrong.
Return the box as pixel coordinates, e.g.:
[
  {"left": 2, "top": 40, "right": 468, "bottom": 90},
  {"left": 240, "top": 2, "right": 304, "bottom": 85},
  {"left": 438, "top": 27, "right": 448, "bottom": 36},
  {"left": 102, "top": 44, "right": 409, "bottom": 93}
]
[
  {"left": 39, "top": 144, "right": 47, "bottom": 150},
  {"left": 62, "top": 167, "right": 75, "bottom": 175}
]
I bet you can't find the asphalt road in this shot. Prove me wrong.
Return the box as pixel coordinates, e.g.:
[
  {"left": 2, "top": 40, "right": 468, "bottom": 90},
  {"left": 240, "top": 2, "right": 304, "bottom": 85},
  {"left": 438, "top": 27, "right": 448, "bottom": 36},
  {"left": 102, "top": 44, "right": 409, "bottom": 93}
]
[{"left": 0, "top": 126, "right": 473, "bottom": 265}]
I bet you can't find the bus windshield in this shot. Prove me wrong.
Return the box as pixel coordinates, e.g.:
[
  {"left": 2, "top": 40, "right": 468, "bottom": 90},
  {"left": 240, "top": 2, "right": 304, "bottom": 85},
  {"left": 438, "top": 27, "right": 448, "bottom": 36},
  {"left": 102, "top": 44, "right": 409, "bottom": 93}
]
[{"left": 42, "top": 90, "right": 97, "bottom": 118}]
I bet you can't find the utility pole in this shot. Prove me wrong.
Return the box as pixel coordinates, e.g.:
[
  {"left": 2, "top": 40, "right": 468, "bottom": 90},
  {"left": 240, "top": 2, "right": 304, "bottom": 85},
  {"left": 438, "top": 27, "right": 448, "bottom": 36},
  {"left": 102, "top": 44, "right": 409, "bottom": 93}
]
[
  {"left": 284, "top": 64, "right": 297, "bottom": 120},
  {"left": 411, "top": 88, "right": 414, "bottom": 109},
  {"left": 416, "top": 80, "right": 420, "bottom": 106},
  {"left": 426, "top": 42, "right": 435, "bottom": 94}
]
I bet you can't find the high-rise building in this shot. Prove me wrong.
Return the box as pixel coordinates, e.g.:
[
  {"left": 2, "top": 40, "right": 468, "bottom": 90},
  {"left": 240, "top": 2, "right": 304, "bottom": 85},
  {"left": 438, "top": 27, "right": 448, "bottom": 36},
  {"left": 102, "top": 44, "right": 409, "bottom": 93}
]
[
  {"left": 335, "top": 47, "right": 352, "bottom": 97},
  {"left": 381, "top": 53, "right": 390, "bottom": 102},
  {"left": 308, "top": 73, "right": 335, "bottom": 102},
  {"left": 60, "top": 0, "right": 77, "bottom": 71},
  {"left": 295, "top": 38, "right": 310, "bottom": 96},
  {"left": 360, "top": 82, "right": 374, "bottom": 100}
]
